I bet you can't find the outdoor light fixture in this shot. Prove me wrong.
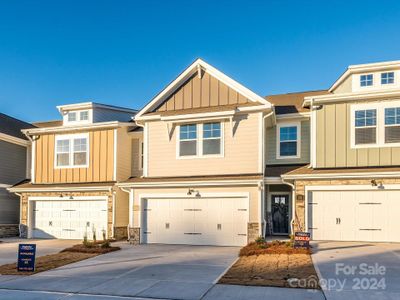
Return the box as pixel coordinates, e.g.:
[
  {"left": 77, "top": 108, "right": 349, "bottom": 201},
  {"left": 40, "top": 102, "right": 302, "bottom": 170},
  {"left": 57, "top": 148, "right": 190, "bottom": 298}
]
[
  {"left": 187, "top": 188, "right": 201, "bottom": 197},
  {"left": 69, "top": 195, "right": 74, "bottom": 200},
  {"left": 371, "top": 179, "right": 377, "bottom": 187},
  {"left": 59, "top": 194, "right": 63, "bottom": 198}
]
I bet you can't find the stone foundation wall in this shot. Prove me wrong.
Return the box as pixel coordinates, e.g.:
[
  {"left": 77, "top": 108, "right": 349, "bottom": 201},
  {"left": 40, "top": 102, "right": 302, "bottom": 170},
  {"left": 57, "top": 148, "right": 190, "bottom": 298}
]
[
  {"left": 114, "top": 226, "right": 128, "bottom": 240},
  {"left": 0, "top": 224, "right": 19, "bottom": 238},
  {"left": 128, "top": 227, "right": 140, "bottom": 245},
  {"left": 247, "top": 222, "right": 260, "bottom": 243},
  {"left": 294, "top": 178, "right": 400, "bottom": 231}
]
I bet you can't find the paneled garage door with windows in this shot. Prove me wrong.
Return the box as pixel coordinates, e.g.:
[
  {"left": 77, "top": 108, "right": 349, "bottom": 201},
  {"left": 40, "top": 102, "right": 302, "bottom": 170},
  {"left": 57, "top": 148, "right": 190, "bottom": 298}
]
[
  {"left": 308, "top": 189, "right": 400, "bottom": 242},
  {"left": 31, "top": 199, "right": 108, "bottom": 240},
  {"left": 141, "top": 196, "right": 249, "bottom": 246}
]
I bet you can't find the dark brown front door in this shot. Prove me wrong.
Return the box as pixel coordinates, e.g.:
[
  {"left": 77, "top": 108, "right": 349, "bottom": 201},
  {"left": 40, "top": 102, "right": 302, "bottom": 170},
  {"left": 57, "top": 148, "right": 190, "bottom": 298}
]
[{"left": 271, "top": 194, "right": 289, "bottom": 234}]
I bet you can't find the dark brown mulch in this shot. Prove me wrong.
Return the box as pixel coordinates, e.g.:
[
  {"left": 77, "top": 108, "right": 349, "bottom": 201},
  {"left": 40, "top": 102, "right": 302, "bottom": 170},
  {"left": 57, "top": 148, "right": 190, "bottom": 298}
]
[{"left": 60, "top": 243, "right": 120, "bottom": 254}]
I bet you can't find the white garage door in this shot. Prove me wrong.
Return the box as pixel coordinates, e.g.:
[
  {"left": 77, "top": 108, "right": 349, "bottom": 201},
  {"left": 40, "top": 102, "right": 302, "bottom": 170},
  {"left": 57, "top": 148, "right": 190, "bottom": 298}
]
[
  {"left": 32, "top": 200, "right": 108, "bottom": 240},
  {"left": 308, "top": 190, "right": 400, "bottom": 242},
  {"left": 142, "top": 197, "right": 249, "bottom": 246}
]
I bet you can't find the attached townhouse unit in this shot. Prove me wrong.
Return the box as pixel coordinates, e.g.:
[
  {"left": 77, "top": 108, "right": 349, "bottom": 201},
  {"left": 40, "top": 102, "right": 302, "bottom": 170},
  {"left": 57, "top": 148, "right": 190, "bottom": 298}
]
[
  {"left": 9, "top": 102, "right": 140, "bottom": 240},
  {"left": 0, "top": 113, "right": 33, "bottom": 237},
  {"left": 9, "top": 58, "right": 400, "bottom": 246}
]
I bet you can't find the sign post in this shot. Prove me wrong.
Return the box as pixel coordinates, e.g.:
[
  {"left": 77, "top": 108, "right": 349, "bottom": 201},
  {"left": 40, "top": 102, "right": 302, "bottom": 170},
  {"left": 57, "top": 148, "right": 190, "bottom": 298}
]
[
  {"left": 293, "top": 232, "right": 310, "bottom": 249},
  {"left": 17, "top": 244, "right": 36, "bottom": 272}
]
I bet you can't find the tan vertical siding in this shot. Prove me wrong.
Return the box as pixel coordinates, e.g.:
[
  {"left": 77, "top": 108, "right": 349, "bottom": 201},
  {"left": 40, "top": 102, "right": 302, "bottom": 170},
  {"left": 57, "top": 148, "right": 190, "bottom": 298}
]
[
  {"left": 116, "top": 127, "right": 133, "bottom": 181},
  {"left": 34, "top": 129, "right": 115, "bottom": 184},
  {"left": 316, "top": 101, "right": 400, "bottom": 168}
]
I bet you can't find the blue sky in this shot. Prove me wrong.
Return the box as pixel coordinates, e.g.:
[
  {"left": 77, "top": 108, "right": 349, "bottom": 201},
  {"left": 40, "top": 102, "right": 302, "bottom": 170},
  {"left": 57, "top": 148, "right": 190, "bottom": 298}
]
[{"left": 1, "top": 0, "right": 400, "bottom": 122}]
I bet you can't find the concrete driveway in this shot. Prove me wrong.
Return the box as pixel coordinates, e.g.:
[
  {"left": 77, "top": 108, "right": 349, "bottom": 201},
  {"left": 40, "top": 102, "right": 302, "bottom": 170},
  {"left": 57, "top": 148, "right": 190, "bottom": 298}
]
[
  {"left": 312, "top": 241, "right": 400, "bottom": 300},
  {"left": 0, "top": 238, "right": 79, "bottom": 265}
]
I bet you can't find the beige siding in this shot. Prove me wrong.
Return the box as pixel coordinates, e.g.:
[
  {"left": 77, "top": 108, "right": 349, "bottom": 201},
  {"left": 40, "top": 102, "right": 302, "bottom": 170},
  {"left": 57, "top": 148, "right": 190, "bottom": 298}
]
[
  {"left": 316, "top": 101, "right": 400, "bottom": 168},
  {"left": 265, "top": 120, "right": 310, "bottom": 165},
  {"left": 34, "top": 129, "right": 114, "bottom": 183},
  {"left": 131, "top": 137, "right": 143, "bottom": 177},
  {"left": 333, "top": 75, "right": 352, "bottom": 94},
  {"left": 147, "top": 113, "right": 261, "bottom": 177},
  {"left": 116, "top": 127, "right": 133, "bottom": 181},
  {"left": 114, "top": 188, "right": 129, "bottom": 227},
  {"left": 156, "top": 73, "right": 253, "bottom": 112},
  {"left": 132, "top": 186, "right": 260, "bottom": 227}
]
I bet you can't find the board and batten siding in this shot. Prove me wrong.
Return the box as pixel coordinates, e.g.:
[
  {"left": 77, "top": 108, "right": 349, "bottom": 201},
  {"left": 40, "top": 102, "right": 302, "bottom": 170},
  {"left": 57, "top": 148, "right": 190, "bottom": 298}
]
[
  {"left": 147, "top": 113, "right": 261, "bottom": 177},
  {"left": 34, "top": 129, "right": 114, "bottom": 183},
  {"left": 265, "top": 120, "right": 310, "bottom": 165},
  {"left": 0, "top": 140, "right": 27, "bottom": 185},
  {"left": 316, "top": 102, "right": 400, "bottom": 168}
]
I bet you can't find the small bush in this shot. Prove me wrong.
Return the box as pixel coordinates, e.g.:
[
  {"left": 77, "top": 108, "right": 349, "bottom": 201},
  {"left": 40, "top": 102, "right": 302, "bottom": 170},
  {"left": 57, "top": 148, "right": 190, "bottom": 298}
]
[
  {"left": 101, "top": 241, "right": 110, "bottom": 248},
  {"left": 255, "top": 236, "right": 266, "bottom": 244}
]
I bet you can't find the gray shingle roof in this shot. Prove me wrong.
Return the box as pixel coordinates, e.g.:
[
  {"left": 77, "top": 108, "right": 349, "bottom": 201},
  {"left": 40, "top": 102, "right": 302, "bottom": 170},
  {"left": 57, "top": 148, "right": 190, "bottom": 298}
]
[{"left": 0, "top": 113, "right": 35, "bottom": 140}]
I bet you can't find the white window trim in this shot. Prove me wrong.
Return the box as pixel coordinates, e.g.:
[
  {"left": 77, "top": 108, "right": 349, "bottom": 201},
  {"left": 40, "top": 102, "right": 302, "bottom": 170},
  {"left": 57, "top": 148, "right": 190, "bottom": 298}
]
[
  {"left": 54, "top": 133, "right": 90, "bottom": 169},
  {"left": 350, "top": 100, "right": 400, "bottom": 149},
  {"left": 176, "top": 122, "right": 224, "bottom": 159},
  {"left": 64, "top": 110, "right": 92, "bottom": 125},
  {"left": 359, "top": 73, "right": 374, "bottom": 88},
  {"left": 276, "top": 122, "right": 301, "bottom": 159},
  {"left": 381, "top": 72, "right": 395, "bottom": 85}
]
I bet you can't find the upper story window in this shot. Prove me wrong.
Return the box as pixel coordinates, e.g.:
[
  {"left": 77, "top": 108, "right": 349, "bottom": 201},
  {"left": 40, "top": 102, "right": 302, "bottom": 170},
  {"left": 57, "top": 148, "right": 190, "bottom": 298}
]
[
  {"left": 385, "top": 107, "right": 400, "bottom": 143},
  {"left": 354, "top": 109, "right": 377, "bottom": 145},
  {"left": 360, "top": 74, "right": 373, "bottom": 87},
  {"left": 277, "top": 123, "right": 300, "bottom": 159},
  {"left": 381, "top": 72, "right": 394, "bottom": 85},
  {"left": 178, "top": 122, "right": 223, "bottom": 158},
  {"left": 55, "top": 134, "right": 89, "bottom": 168},
  {"left": 351, "top": 102, "right": 400, "bottom": 148},
  {"left": 65, "top": 110, "right": 90, "bottom": 124}
]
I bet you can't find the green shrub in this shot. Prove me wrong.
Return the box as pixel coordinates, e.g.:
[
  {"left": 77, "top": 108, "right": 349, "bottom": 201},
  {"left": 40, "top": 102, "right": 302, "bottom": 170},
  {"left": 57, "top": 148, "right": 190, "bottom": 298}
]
[
  {"left": 255, "top": 236, "right": 266, "bottom": 244},
  {"left": 101, "top": 241, "right": 111, "bottom": 248}
]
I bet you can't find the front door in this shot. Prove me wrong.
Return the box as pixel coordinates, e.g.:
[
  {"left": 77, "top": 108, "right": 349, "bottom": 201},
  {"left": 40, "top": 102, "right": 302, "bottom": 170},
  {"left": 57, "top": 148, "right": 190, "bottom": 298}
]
[{"left": 271, "top": 194, "right": 289, "bottom": 235}]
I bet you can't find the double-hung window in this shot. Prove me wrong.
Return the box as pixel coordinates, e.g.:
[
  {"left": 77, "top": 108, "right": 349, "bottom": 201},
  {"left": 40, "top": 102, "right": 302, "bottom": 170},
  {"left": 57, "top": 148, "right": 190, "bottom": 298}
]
[
  {"left": 360, "top": 74, "right": 373, "bottom": 87},
  {"left": 354, "top": 109, "right": 377, "bottom": 145},
  {"left": 384, "top": 107, "right": 400, "bottom": 143},
  {"left": 55, "top": 134, "right": 89, "bottom": 167},
  {"left": 381, "top": 72, "right": 394, "bottom": 85},
  {"left": 178, "top": 122, "right": 223, "bottom": 157},
  {"left": 277, "top": 123, "right": 300, "bottom": 159},
  {"left": 203, "top": 123, "right": 221, "bottom": 155},
  {"left": 179, "top": 124, "right": 197, "bottom": 156}
]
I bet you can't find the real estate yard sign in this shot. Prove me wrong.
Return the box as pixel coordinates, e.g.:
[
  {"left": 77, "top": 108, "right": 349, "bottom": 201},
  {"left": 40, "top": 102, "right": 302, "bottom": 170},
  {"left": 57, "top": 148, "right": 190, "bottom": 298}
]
[
  {"left": 17, "top": 244, "right": 36, "bottom": 272},
  {"left": 294, "top": 232, "right": 310, "bottom": 249}
]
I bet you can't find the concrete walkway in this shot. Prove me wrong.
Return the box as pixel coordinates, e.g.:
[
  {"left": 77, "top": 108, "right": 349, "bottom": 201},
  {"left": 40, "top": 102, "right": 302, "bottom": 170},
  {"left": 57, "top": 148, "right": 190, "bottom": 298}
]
[
  {"left": 0, "top": 243, "right": 325, "bottom": 300},
  {"left": 312, "top": 241, "right": 400, "bottom": 300},
  {"left": 0, "top": 238, "right": 80, "bottom": 265}
]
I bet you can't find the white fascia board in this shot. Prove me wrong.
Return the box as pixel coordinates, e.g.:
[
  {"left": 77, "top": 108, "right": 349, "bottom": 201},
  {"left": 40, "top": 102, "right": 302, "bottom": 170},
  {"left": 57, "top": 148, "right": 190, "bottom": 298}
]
[
  {"left": 22, "top": 121, "right": 133, "bottom": 135},
  {"left": 117, "top": 179, "right": 262, "bottom": 188},
  {"left": 0, "top": 132, "right": 30, "bottom": 147},
  {"left": 303, "top": 90, "right": 400, "bottom": 107},
  {"left": 8, "top": 185, "right": 114, "bottom": 193},
  {"left": 57, "top": 102, "right": 137, "bottom": 114},
  {"left": 135, "top": 58, "right": 271, "bottom": 119},
  {"left": 282, "top": 171, "right": 400, "bottom": 180},
  {"left": 275, "top": 112, "right": 310, "bottom": 120},
  {"left": 329, "top": 60, "right": 400, "bottom": 92}
]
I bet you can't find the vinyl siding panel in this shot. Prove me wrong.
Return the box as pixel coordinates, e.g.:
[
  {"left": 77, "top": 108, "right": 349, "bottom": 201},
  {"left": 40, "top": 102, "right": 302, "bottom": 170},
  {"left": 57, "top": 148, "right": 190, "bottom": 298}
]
[
  {"left": 34, "top": 129, "right": 114, "bottom": 183},
  {"left": 116, "top": 127, "right": 133, "bottom": 181},
  {"left": 0, "top": 140, "right": 27, "bottom": 184},
  {"left": 147, "top": 113, "right": 260, "bottom": 177},
  {"left": 316, "top": 101, "right": 400, "bottom": 168},
  {"left": 265, "top": 120, "right": 310, "bottom": 165},
  {"left": 0, "top": 188, "right": 19, "bottom": 224}
]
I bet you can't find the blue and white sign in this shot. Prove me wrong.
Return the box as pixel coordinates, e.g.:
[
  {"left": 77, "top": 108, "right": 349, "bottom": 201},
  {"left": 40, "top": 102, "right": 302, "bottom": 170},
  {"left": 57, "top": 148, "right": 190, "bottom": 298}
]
[{"left": 17, "top": 244, "right": 36, "bottom": 272}]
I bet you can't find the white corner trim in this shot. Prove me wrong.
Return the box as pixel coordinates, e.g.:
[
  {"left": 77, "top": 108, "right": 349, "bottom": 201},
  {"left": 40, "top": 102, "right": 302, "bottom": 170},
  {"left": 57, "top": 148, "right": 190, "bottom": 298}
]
[
  {"left": 276, "top": 121, "right": 301, "bottom": 160},
  {"left": 0, "top": 132, "right": 30, "bottom": 147},
  {"left": 31, "top": 140, "right": 36, "bottom": 183},
  {"left": 113, "top": 128, "right": 117, "bottom": 181},
  {"left": 135, "top": 58, "right": 271, "bottom": 119},
  {"left": 143, "top": 123, "right": 149, "bottom": 177}
]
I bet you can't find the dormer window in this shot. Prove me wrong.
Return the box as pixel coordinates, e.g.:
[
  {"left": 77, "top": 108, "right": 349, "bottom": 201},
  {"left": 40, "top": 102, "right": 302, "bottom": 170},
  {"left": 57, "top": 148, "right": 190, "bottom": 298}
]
[
  {"left": 381, "top": 72, "right": 394, "bottom": 85},
  {"left": 80, "top": 110, "right": 89, "bottom": 121},
  {"left": 360, "top": 74, "right": 373, "bottom": 87},
  {"left": 68, "top": 112, "right": 77, "bottom": 122}
]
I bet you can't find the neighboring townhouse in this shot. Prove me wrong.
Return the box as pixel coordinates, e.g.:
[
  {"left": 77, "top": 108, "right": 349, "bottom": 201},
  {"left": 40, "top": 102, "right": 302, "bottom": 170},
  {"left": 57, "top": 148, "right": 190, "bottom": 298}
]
[
  {"left": 0, "top": 113, "right": 34, "bottom": 237},
  {"left": 281, "top": 60, "right": 400, "bottom": 243},
  {"left": 118, "top": 59, "right": 273, "bottom": 246},
  {"left": 9, "top": 102, "right": 140, "bottom": 240}
]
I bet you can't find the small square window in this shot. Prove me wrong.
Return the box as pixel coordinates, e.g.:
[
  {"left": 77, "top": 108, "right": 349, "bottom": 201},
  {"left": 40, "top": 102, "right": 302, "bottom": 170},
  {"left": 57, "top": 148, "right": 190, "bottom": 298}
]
[
  {"left": 68, "top": 112, "right": 77, "bottom": 122},
  {"left": 360, "top": 74, "right": 373, "bottom": 87},
  {"left": 80, "top": 111, "right": 89, "bottom": 121},
  {"left": 381, "top": 72, "right": 394, "bottom": 85}
]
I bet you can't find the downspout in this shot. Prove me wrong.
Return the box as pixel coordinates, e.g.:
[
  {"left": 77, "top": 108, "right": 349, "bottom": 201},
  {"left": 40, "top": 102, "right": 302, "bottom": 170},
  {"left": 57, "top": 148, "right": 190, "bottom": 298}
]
[
  {"left": 281, "top": 177, "right": 297, "bottom": 236},
  {"left": 261, "top": 108, "right": 275, "bottom": 237},
  {"left": 112, "top": 189, "right": 116, "bottom": 239},
  {"left": 120, "top": 186, "right": 133, "bottom": 241},
  {"left": 309, "top": 98, "right": 314, "bottom": 168}
]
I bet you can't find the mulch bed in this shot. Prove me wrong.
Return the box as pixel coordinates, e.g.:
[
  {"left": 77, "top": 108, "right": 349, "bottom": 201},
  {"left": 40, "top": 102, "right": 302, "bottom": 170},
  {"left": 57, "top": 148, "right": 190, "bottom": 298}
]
[
  {"left": 219, "top": 241, "right": 319, "bottom": 289},
  {"left": 0, "top": 240, "right": 121, "bottom": 275}
]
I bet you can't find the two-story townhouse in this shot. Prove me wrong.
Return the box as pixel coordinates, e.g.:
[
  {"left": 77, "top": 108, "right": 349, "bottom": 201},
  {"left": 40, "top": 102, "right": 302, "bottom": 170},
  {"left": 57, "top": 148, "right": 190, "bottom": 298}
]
[
  {"left": 9, "top": 102, "right": 141, "bottom": 240},
  {"left": 280, "top": 60, "right": 400, "bottom": 243},
  {"left": 0, "top": 113, "right": 34, "bottom": 237},
  {"left": 118, "top": 59, "right": 273, "bottom": 246}
]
